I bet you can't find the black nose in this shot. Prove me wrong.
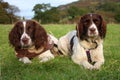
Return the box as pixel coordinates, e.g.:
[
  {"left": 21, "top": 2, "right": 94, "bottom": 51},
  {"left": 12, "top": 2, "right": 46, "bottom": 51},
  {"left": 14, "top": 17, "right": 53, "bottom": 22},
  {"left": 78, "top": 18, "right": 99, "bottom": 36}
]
[
  {"left": 22, "top": 37, "right": 29, "bottom": 44},
  {"left": 89, "top": 28, "right": 96, "bottom": 32}
]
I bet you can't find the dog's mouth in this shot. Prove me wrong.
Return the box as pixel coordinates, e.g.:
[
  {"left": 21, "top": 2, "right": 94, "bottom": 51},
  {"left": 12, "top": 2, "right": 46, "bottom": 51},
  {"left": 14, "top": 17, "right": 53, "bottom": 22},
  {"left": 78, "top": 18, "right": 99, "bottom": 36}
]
[
  {"left": 22, "top": 45, "right": 30, "bottom": 48},
  {"left": 21, "top": 43, "right": 34, "bottom": 49},
  {"left": 89, "top": 34, "right": 98, "bottom": 38},
  {"left": 88, "top": 31, "right": 99, "bottom": 38}
]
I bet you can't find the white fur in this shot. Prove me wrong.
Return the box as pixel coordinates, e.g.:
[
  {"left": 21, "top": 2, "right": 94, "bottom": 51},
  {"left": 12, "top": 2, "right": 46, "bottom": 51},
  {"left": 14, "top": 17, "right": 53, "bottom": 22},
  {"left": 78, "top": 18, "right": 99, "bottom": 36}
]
[
  {"left": 58, "top": 30, "right": 104, "bottom": 70},
  {"left": 58, "top": 30, "right": 76, "bottom": 55},
  {"left": 19, "top": 57, "right": 32, "bottom": 64},
  {"left": 88, "top": 22, "right": 99, "bottom": 37},
  {"left": 20, "top": 21, "right": 32, "bottom": 46},
  {"left": 38, "top": 50, "right": 54, "bottom": 62}
]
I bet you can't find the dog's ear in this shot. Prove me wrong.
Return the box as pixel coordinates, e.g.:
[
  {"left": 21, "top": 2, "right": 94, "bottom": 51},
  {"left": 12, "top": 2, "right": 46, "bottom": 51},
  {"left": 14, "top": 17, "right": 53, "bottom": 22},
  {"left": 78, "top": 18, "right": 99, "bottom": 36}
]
[
  {"left": 33, "top": 21, "right": 48, "bottom": 49},
  {"left": 9, "top": 21, "right": 21, "bottom": 48},
  {"left": 76, "top": 17, "right": 84, "bottom": 40},
  {"left": 99, "top": 15, "right": 107, "bottom": 39}
]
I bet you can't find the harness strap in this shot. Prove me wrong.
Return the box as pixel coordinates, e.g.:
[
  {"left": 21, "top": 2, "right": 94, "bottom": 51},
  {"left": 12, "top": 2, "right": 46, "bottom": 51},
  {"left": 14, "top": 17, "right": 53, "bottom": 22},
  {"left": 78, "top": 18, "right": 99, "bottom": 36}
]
[
  {"left": 86, "top": 51, "right": 92, "bottom": 63},
  {"left": 70, "top": 35, "right": 75, "bottom": 52},
  {"left": 53, "top": 44, "right": 63, "bottom": 55}
]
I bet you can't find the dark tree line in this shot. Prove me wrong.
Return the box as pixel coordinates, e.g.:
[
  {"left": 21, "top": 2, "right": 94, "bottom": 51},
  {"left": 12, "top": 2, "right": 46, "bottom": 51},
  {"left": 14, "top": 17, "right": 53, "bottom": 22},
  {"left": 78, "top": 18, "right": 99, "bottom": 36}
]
[
  {"left": 0, "top": 0, "right": 20, "bottom": 24},
  {"left": 32, "top": 0, "right": 120, "bottom": 24},
  {"left": 1, "top": 0, "right": 120, "bottom": 24}
]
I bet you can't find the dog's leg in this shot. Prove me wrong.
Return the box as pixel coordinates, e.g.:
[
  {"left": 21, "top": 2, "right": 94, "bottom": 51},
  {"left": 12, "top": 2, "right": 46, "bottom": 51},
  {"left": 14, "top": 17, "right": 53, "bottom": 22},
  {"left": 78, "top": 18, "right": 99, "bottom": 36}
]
[
  {"left": 19, "top": 57, "right": 32, "bottom": 64},
  {"left": 91, "top": 44, "right": 104, "bottom": 70},
  {"left": 71, "top": 48, "right": 94, "bottom": 70},
  {"left": 71, "top": 38, "right": 94, "bottom": 70},
  {"left": 38, "top": 50, "right": 54, "bottom": 62}
]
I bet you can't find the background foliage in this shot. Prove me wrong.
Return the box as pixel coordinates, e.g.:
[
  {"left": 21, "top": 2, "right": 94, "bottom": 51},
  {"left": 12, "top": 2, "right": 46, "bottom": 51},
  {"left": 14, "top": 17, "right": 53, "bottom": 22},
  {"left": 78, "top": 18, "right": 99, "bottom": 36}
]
[
  {"left": 1, "top": 0, "right": 120, "bottom": 24},
  {"left": 32, "top": 0, "right": 120, "bottom": 24},
  {"left": 0, "top": 0, "right": 20, "bottom": 24}
]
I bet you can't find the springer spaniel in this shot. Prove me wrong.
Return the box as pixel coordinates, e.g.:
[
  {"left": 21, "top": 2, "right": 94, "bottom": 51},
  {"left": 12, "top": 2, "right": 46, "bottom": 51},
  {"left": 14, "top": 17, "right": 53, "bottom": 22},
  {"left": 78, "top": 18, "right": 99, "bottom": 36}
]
[
  {"left": 58, "top": 13, "right": 106, "bottom": 70},
  {"left": 9, "top": 20, "right": 60, "bottom": 64}
]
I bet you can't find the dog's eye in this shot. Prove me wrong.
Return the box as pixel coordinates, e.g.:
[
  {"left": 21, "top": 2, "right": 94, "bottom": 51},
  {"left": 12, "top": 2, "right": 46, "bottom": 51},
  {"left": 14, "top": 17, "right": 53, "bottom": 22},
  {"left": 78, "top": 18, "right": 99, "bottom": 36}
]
[
  {"left": 27, "top": 26, "right": 32, "bottom": 30},
  {"left": 93, "top": 19, "right": 99, "bottom": 24},
  {"left": 27, "top": 26, "right": 33, "bottom": 34},
  {"left": 18, "top": 26, "right": 23, "bottom": 34},
  {"left": 84, "top": 19, "right": 90, "bottom": 25}
]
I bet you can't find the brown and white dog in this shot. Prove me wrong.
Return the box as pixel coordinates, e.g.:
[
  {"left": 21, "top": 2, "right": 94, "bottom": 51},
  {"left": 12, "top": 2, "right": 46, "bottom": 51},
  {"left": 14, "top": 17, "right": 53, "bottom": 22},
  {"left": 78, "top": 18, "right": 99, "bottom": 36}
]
[
  {"left": 9, "top": 20, "right": 60, "bottom": 64},
  {"left": 58, "top": 13, "right": 106, "bottom": 70}
]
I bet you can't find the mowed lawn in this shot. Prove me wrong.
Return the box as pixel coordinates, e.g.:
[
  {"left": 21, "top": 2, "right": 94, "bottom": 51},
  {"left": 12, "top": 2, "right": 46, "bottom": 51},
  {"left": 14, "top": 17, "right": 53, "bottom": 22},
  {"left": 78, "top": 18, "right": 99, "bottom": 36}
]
[{"left": 0, "top": 24, "right": 120, "bottom": 80}]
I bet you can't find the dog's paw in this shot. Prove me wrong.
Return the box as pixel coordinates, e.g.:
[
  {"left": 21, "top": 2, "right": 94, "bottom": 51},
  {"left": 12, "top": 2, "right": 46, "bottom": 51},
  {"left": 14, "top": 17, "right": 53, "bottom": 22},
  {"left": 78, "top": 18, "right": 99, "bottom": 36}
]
[
  {"left": 39, "top": 50, "right": 54, "bottom": 63},
  {"left": 82, "top": 62, "right": 94, "bottom": 70},
  {"left": 40, "top": 56, "right": 54, "bottom": 63},
  {"left": 19, "top": 57, "right": 32, "bottom": 64},
  {"left": 84, "top": 65, "right": 94, "bottom": 70},
  {"left": 40, "top": 57, "right": 50, "bottom": 62},
  {"left": 93, "top": 63, "right": 101, "bottom": 70}
]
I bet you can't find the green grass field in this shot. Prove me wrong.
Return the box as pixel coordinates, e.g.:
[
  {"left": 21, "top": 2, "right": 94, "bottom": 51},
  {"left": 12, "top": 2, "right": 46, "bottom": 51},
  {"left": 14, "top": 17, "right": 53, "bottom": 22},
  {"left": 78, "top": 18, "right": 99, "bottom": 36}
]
[{"left": 0, "top": 24, "right": 120, "bottom": 80}]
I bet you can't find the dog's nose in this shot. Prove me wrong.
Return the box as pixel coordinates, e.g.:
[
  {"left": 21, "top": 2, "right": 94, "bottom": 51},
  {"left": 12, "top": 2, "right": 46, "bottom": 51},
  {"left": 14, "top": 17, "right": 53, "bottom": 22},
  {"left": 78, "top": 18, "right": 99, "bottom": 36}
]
[
  {"left": 22, "top": 37, "right": 29, "bottom": 44},
  {"left": 89, "top": 28, "right": 96, "bottom": 32}
]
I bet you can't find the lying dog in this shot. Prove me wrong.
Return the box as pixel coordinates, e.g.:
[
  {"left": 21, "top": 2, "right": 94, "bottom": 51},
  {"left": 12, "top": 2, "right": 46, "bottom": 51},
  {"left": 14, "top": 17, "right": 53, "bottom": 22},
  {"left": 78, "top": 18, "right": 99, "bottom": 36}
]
[
  {"left": 9, "top": 20, "right": 60, "bottom": 63},
  {"left": 58, "top": 13, "right": 107, "bottom": 70}
]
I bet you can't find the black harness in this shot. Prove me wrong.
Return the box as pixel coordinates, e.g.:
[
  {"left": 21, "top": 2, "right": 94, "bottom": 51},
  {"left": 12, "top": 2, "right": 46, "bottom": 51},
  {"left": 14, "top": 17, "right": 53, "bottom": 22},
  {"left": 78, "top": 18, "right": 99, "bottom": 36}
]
[
  {"left": 70, "top": 35, "right": 76, "bottom": 52},
  {"left": 70, "top": 35, "right": 98, "bottom": 64}
]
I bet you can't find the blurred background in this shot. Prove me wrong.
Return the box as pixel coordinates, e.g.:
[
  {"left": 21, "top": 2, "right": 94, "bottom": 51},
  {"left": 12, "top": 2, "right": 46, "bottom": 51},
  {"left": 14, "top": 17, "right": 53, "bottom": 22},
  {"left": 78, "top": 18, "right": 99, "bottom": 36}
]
[{"left": 0, "top": 0, "right": 120, "bottom": 24}]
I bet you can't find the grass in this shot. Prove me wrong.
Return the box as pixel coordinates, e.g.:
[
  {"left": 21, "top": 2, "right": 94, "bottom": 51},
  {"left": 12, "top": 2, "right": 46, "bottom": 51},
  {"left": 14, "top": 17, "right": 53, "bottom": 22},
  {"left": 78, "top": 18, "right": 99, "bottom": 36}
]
[{"left": 0, "top": 24, "right": 120, "bottom": 80}]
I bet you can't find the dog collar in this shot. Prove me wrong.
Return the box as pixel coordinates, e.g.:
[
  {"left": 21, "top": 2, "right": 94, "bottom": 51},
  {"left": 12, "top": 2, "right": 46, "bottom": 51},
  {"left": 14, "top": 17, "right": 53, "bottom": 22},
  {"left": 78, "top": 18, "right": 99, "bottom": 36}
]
[{"left": 81, "top": 40, "right": 98, "bottom": 51}]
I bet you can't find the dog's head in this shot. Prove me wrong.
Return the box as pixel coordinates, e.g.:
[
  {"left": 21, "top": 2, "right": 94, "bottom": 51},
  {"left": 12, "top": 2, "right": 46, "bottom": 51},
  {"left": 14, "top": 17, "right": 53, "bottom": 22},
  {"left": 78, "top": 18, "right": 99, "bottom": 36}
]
[
  {"left": 9, "top": 20, "right": 48, "bottom": 49},
  {"left": 76, "top": 13, "right": 106, "bottom": 40}
]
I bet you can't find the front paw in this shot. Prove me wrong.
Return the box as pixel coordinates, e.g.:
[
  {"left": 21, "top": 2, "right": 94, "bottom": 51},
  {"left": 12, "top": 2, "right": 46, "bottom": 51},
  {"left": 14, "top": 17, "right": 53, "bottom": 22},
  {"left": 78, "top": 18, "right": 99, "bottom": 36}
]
[
  {"left": 39, "top": 56, "right": 54, "bottom": 63},
  {"left": 19, "top": 57, "right": 32, "bottom": 64},
  {"left": 93, "top": 63, "right": 101, "bottom": 70},
  {"left": 82, "top": 62, "right": 94, "bottom": 70},
  {"left": 84, "top": 64, "right": 94, "bottom": 70},
  {"left": 38, "top": 50, "right": 54, "bottom": 63}
]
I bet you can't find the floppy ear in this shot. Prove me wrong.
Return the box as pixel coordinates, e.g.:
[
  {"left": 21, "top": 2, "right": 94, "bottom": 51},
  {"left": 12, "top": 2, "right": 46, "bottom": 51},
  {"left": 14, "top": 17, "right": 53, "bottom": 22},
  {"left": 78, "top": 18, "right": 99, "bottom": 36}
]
[
  {"left": 9, "top": 22, "right": 21, "bottom": 48},
  {"left": 76, "top": 17, "right": 84, "bottom": 40},
  {"left": 33, "top": 21, "right": 48, "bottom": 49},
  {"left": 99, "top": 15, "right": 107, "bottom": 39}
]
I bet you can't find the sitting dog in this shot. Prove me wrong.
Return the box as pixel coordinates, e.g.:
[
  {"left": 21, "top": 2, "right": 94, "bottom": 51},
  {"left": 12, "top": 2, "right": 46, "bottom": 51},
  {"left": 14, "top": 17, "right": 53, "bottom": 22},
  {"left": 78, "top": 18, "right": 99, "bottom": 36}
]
[
  {"left": 58, "top": 13, "right": 107, "bottom": 70},
  {"left": 9, "top": 20, "right": 60, "bottom": 63}
]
